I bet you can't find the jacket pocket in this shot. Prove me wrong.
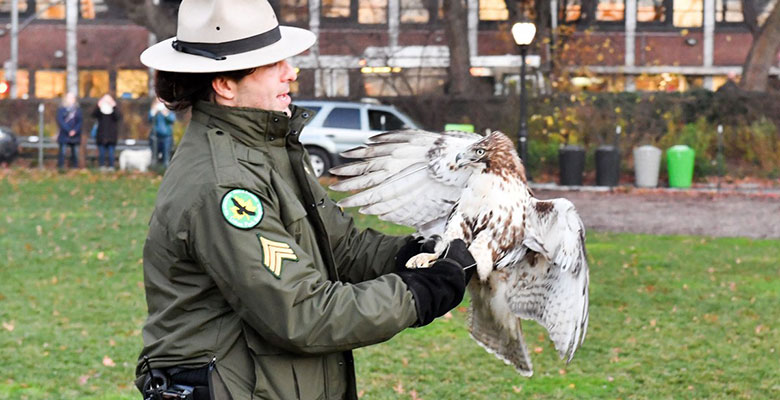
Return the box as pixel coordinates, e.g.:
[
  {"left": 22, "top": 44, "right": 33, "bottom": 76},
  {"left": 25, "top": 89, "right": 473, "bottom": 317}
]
[{"left": 270, "top": 170, "right": 308, "bottom": 243}]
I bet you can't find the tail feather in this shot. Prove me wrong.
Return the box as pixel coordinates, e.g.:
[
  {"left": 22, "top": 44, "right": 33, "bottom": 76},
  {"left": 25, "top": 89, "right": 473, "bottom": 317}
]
[{"left": 468, "top": 284, "right": 533, "bottom": 376}]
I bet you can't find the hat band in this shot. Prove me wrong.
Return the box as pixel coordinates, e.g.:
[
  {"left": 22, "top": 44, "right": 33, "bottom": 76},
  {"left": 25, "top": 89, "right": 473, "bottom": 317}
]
[{"left": 171, "top": 25, "right": 282, "bottom": 61}]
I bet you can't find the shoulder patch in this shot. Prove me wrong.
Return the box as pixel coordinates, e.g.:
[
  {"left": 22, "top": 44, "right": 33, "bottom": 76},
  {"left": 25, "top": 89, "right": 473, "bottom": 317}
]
[
  {"left": 221, "top": 189, "right": 263, "bottom": 229},
  {"left": 258, "top": 235, "right": 298, "bottom": 279}
]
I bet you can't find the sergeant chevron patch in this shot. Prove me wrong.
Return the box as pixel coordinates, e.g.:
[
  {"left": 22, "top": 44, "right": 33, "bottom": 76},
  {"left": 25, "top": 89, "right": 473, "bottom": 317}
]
[{"left": 258, "top": 235, "right": 298, "bottom": 279}]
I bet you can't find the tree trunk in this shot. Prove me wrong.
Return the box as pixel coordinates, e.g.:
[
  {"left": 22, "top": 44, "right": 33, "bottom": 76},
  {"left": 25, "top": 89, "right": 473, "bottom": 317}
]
[
  {"left": 740, "top": 2, "right": 780, "bottom": 91},
  {"left": 104, "top": 0, "right": 179, "bottom": 39},
  {"left": 443, "top": 0, "right": 473, "bottom": 97}
]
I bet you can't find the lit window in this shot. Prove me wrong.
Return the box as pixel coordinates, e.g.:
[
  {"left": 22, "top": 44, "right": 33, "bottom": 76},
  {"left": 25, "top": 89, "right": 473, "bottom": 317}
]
[
  {"left": 401, "top": 0, "right": 429, "bottom": 23},
  {"left": 34, "top": 70, "right": 67, "bottom": 99},
  {"left": 562, "top": 0, "right": 583, "bottom": 22},
  {"left": 0, "top": 69, "right": 30, "bottom": 99},
  {"left": 635, "top": 73, "right": 686, "bottom": 92},
  {"left": 363, "top": 68, "right": 446, "bottom": 96},
  {"left": 116, "top": 69, "right": 149, "bottom": 99},
  {"left": 359, "top": 0, "right": 387, "bottom": 23},
  {"left": 596, "top": 0, "right": 625, "bottom": 21},
  {"left": 280, "top": 0, "right": 309, "bottom": 24},
  {"left": 479, "top": 0, "right": 509, "bottom": 21},
  {"left": 637, "top": 0, "right": 666, "bottom": 22},
  {"left": 715, "top": 0, "right": 743, "bottom": 22},
  {"left": 36, "top": 0, "right": 65, "bottom": 19},
  {"left": 673, "top": 0, "right": 702, "bottom": 27},
  {"left": 78, "top": 70, "right": 109, "bottom": 98},
  {"left": 322, "top": 0, "right": 351, "bottom": 18},
  {"left": 80, "top": 0, "right": 95, "bottom": 19},
  {"left": 0, "top": 1, "right": 29, "bottom": 13}
]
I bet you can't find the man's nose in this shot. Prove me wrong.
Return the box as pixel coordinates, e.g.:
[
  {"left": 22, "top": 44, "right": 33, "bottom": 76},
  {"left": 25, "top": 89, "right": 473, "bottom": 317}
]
[{"left": 280, "top": 60, "right": 297, "bottom": 82}]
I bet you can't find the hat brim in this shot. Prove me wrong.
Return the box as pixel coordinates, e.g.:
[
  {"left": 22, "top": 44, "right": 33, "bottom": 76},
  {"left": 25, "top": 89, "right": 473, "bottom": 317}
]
[{"left": 140, "top": 26, "right": 316, "bottom": 73}]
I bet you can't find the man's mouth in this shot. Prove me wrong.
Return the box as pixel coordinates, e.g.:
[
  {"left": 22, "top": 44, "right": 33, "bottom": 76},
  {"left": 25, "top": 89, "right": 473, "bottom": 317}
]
[{"left": 277, "top": 92, "right": 291, "bottom": 104}]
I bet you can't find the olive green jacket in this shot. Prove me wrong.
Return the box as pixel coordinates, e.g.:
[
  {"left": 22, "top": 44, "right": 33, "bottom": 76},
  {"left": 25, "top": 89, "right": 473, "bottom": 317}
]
[{"left": 136, "top": 101, "right": 418, "bottom": 400}]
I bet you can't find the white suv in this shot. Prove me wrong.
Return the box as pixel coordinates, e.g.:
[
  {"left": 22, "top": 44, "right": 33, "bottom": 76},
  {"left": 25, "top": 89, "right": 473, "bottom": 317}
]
[{"left": 294, "top": 100, "right": 420, "bottom": 177}]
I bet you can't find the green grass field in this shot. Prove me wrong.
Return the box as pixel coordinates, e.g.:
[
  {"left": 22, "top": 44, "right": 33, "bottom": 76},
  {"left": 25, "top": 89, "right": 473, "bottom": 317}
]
[{"left": 1, "top": 170, "right": 778, "bottom": 399}]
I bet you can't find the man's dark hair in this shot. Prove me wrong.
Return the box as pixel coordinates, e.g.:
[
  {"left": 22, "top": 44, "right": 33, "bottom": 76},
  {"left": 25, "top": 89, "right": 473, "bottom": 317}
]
[{"left": 155, "top": 68, "right": 257, "bottom": 111}]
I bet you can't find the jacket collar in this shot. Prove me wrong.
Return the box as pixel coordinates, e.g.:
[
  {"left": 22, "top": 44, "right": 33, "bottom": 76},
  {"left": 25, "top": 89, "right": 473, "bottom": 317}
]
[{"left": 191, "top": 101, "right": 314, "bottom": 147}]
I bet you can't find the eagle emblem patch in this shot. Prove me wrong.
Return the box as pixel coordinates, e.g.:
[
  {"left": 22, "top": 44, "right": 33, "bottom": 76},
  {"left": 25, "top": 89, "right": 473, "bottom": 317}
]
[
  {"left": 258, "top": 235, "right": 298, "bottom": 279},
  {"left": 221, "top": 189, "right": 263, "bottom": 229}
]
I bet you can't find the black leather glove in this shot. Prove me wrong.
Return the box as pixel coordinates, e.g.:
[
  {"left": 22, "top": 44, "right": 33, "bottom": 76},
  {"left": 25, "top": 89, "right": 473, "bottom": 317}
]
[
  {"left": 395, "top": 239, "right": 476, "bottom": 327},
  {"left": 393, "top": 235, "right": 439, "bottom": 271}
]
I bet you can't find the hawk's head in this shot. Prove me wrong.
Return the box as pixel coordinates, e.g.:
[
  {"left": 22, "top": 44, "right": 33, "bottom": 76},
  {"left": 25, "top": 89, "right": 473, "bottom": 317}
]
[{"left": 455, "top": 131, "right": 527, "bottom": 181}]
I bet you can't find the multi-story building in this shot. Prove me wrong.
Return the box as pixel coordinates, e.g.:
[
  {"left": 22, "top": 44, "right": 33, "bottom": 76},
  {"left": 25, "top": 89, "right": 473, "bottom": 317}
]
[{"left": 0, "top": 0, "right": 776, "bottom": 101}]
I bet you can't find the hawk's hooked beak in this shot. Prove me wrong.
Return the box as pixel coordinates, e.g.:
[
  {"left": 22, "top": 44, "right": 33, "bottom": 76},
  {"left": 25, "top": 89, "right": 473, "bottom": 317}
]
[{"left": 455, "top": 151, "right": 470, "bottom": 167}]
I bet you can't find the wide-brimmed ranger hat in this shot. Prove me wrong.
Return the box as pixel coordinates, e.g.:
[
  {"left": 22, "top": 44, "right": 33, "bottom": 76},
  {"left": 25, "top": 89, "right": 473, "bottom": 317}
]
[{"left": 140, "top": 0, "right": 316, "bottom": 73}]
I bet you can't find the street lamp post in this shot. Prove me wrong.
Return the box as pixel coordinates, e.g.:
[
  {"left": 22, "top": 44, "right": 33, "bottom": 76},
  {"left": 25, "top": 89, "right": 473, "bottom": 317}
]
[{"left": 511, "top": 22, "right": 536, "bottom": 178}]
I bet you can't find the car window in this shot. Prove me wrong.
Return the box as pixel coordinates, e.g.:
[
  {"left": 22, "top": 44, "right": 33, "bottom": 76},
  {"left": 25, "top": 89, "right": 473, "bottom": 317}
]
[
  {"left": 368, "top": 110, "right": 408, "bottom": 131},
  {"left": 322, "top": 107, "right": 361, "bottom": 130}
]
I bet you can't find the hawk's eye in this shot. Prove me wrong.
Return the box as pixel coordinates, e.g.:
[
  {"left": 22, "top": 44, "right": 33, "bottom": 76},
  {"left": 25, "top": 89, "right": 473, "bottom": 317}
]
[{"left": 476, "top": 149, "right": 485, "bottom": 156}]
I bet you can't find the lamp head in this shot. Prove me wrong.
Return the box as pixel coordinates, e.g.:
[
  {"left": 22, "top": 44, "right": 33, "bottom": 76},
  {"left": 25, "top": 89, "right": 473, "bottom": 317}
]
[{"left": 512, "top": 22, "right": 536, "bottom": 46}]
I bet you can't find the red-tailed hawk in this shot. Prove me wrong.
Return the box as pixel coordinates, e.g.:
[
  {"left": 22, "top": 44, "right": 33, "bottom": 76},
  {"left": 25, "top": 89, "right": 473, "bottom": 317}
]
[{"left": 330, "top": 130, "right": 589, "bottom": 376}]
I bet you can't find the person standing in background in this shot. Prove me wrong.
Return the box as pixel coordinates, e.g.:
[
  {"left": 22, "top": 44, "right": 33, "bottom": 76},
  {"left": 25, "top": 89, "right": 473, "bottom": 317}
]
[
  {"left": 148, "top": 98, "right": 176, "bottom": 168},
  {"left": 56, "top": 92, "right": 82, "bottom": 169},
  {"left": 92, "top": 94, "right": 122, "bottom": 170}
]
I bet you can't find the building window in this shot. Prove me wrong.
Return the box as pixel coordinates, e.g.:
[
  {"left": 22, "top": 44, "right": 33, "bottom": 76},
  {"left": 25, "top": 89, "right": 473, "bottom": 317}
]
[
  {"left": 479, "top": 0, "right": 509, "bottom": 21},
  {"left": 279, "top": 0, "right": 309, "bottom": 24},
  {"left": 715, "top": 0, "right": 743, "bottom": 22},
  {"left": 322, "top": 0, "right": 351, "bottom": 18},
  {"left": 673, "top": 0, "right": 703, "bottom": 27},
  {"left": 116, "top": 69, "right": 148, "bottom": 99},
  {"left": 34, "top": 70, "right": 66, "bottom": 99},
  {"left": 358, "top": 0, "right": 387, "bottom": 24},
  {"left": 637, "top": 0, "right": 666, "bottom": 22},
  {"left": 561, "top": 0, "right": 583, "bottom": 22},
  {"left": 400, "top": 0, "right": 443, "bottom": 24},
  {"left": 0, "top": 69, "right": 30, "bottom": 99},
  {"left": 0, "top": 0, "right": 29, "bottom": 13},
  {"left": 36, "top": 0, "right": 64, "bottom": 19},
  {"left": 401, "top": 0, "right": 429, "bottom": 23},
  {"left": 363, "top": 68, "right": 446, "bottom": 96},
  {"left": 78, "top": 70, "right": 109, "bottom": 98},
  {"left": 596, "top": 0, "right": 625, "bottom": 21}
]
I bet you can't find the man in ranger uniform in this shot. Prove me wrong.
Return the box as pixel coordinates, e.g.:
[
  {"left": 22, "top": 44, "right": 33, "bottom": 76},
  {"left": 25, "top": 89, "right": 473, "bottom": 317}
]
[{"left": 135, "top": 1, "right": 476, "bottom": 399}]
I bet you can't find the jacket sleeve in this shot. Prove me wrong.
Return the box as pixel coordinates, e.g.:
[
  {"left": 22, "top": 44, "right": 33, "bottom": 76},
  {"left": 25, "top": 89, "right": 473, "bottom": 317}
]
[
  {"left": 187, "top": 185, "right": 418, "bottom": 356},
  {"left": 324, "top": 199, "right": 410, "bottom": 283}
]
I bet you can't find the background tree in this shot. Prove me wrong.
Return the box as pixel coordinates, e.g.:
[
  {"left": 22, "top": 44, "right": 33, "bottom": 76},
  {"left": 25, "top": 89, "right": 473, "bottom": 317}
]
[
  {"left": 104, "top": 0, "right": 179, "bottom": 39},
  {"left": 741, "top": 0, "right": 780, "bottom": 91}
]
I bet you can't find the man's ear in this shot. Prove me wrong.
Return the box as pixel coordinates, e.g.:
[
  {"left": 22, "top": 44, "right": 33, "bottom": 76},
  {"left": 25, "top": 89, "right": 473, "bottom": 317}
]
[{"left": 212, "top": 76, "right": 237, "bottom": 105}]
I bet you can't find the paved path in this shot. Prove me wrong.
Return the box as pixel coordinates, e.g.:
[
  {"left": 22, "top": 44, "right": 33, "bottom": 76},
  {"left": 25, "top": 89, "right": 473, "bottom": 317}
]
[{"left": 534, "top": 185, "right": 780, "bottom": 239}]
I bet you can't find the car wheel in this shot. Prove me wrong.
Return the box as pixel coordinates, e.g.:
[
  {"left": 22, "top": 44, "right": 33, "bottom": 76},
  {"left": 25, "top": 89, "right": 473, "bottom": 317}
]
[{"left": 306, "top": 147, "right": 331, "bottom": 178}]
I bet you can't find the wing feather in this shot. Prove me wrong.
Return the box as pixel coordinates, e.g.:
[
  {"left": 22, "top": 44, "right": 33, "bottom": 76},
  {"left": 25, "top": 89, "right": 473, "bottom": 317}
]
[
  {"left": 504, "top": 198, "right": 589, "bottom": 363},
  {"left": 329, "top": 129, "right": 480, "bottom": 232}
]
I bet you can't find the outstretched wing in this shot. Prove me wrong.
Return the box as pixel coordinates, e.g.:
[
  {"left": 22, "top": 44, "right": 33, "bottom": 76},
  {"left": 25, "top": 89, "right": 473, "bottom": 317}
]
[
  {"left": 329, "top": 129, "right": 481, "bottom": 235},
  {"left": 501, "top": 197, "right": 589, "bottom": 363}
]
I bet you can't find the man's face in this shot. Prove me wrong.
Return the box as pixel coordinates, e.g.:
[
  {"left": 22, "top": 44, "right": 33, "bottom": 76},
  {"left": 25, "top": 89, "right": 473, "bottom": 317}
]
[{"left": 232, "top": 60, "right": 297, "bottom": 114}]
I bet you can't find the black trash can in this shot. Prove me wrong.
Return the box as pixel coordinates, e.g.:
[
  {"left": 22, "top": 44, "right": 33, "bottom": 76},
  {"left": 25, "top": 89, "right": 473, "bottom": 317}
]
[
  {"left": 0, "top": 127, "right": 18, "bottom": 165},
  {"left": 595, "top": 145, "right": 620, "bottom": 186},
  {"left": 558, "top": 145, "right": 585, "bottom": 186}
]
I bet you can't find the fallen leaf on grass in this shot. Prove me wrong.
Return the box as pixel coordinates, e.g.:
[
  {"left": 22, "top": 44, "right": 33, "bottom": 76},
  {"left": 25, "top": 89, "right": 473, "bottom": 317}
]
[
  {"left": 36, "top": 225, "right": 42, "bottom": 236},
  {"left": 442, "top": 312, "right": 453, "bottom": 320},
  {"left": 755, "top": 325, "right": 768, "bottom": 335},
  {"left": 512, "top": 385, "right": 522, "bottom": 393},
  {"left": 97, "top": 252, "right": 105, "bottom": 260},
  {"left": 102, "top": 356, "right": 116, "bottom": 367},
  {"left": 2, "top": 321, "right": 14, "bottom": 331},
  {"left": 533, "top": 347, "right": 543, "bottom": 354},
  {"left": 79, "top": 375, "right": 91, "bottom": 385},
  {"left": 393, "top": 381, "right": 404, "bottom": 395}
]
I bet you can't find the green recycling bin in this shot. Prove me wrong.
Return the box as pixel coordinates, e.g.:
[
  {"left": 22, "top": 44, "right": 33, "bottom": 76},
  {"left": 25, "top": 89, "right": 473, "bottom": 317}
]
[{"left": 666, "top": 145, "right": 695, "bottom": 188}]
